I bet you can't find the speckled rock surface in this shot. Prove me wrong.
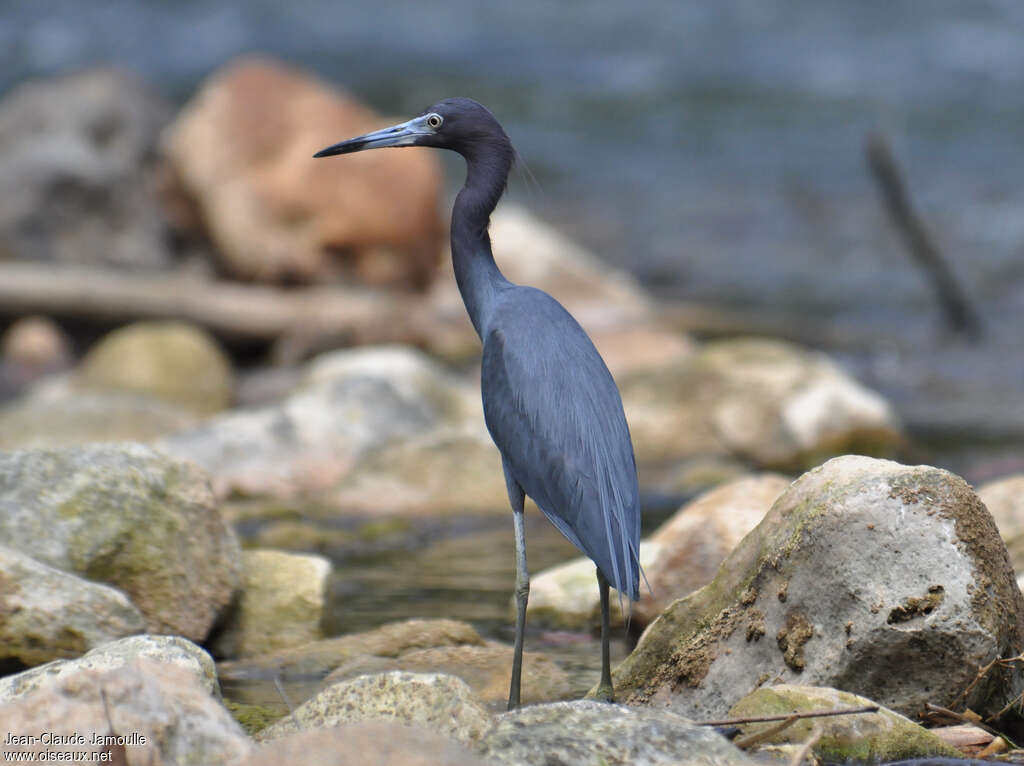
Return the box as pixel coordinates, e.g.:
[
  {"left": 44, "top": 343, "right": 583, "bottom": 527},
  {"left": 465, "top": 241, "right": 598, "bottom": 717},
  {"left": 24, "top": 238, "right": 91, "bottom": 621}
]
[
  {"left": 978, "top": 474, "right": 1024, "bottom": 573},
  {"left": 0, "top": 443, "right": 241, "bottom": 640},
  {"left": 0, "top": 634, "right": 219, "bottom": 704},
  {"left": 729, "top": 685, "right": 960, "bottom": 762},
  {"left": 0, "top": 545, "right": 145, "bottom": 666},
  {"left": 478, "top": 700, "right": 753, "bottom": 766},
  {"left": 0, "top": 660, "right": 250, "bottom": 766},
  {"left": 614, "top": 456, "right": 1024, "bottom": 720},
  {"left": 256, "top": 671, "right": 493, "bottom": 746},
  {"left": 211, "top": 549, "right": 330, "bottom": 658},
  {"left": 238, "top": 721, "right": 489, "bottom": 766}
]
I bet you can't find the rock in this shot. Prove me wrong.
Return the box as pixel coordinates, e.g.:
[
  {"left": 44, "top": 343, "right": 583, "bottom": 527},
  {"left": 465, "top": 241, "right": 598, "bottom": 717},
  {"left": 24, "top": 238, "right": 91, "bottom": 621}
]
[
  {"left": 211, "top": 549, "right": 330, "bottom": 659},
  {"left": 0, "top": 659, "right": 251, "bottom": 765},
  {"left": 978, "top": 475, "right": 1024, "bottom": 572},
  {"left": 157, "top": 346, "right": 474, "bottom": 500},
  {"left": 620, "top": 338, "right": 902, "bottom": 469},
  {"left": 525, "top": 542, "right": 661, "bottom": 630},
  {"left": 0, "top": 545, "right": 145, "bottom": 666},
  {"left": 0, "top": 68, "right": 174, "bottom": 270},
  {"left": 0, "top": 390, "right": 199, "bottom": 449},
  {"left": 0, "top": 634, "right": 218, "bottom": 703},
  {"left": 218, "top": 618, "right": 486, "bottom": 682},
  {"left": 77, "top": 320, "right": 234, "bottom": 416},
  {"left": 163, "top": 56, "right": 443, "bottom": 287},
  {"left": 0, "top": 316, "right": 72, "bottom": 398},
  {"left": 0, "top": 443, "right": 241, "bottom": 640},
  {"left": 257, "top": 672, "right": 493, "bottom": 747},
  {"left": 324, "top": 642, "right": 570, "bottom": 707},
  {"left": 729, "top": 685, "right": 960, "bottom": 762},
  {"left": 613, "top": 456, "right": 1024, "bottom": 719},
  {"left": 477, "top": 700, "right": 754, "bottom": 766},
  {"left": 633, "top": 474, "right": 792, "bottom": 627},
  {"left": 328, "top": 430, "right": 507, "bottom": 514},
  {"left": 239, "top": 721, "right": 489, "bottom": 766}
]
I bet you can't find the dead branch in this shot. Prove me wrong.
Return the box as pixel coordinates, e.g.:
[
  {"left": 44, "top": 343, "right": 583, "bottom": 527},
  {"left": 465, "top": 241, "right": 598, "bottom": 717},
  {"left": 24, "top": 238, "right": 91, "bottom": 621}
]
[
  {"left": 734, "top": 715, "right": 799, "bottom": 749},
  {"left": 789, "top": 723, "right": 824, "bottom": 766},
  {"left": 697, "top": 705, "right": 878, "bottom": 727}
]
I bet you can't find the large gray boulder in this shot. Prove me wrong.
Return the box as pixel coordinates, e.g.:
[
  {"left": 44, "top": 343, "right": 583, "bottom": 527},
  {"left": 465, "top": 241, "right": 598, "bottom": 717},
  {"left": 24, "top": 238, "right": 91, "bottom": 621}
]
[
  {"left": 0, "top": 444, "right": 241, "bottom": 640},
  {"left": 478, "top": 700, "right": 753, "bottom": 766},
  {"left": 0, "top": 545, "right": 145, "bottom": 666},
  {"left": 613, "top": 456, "right": 1024, "bottom": 720}
]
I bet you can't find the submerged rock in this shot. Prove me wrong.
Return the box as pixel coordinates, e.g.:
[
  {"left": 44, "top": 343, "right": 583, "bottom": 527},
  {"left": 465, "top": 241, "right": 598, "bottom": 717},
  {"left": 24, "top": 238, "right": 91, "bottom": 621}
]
[
  {"left": 477, "top": 700, "right": 753, "bottom": 766},
  {"left": 0, "top": 659, "right": 250, "bottom": 765},
  {"left": 211, "top": 549, "right": 330, "bottom": 659},
  {"left": 0, "top": 545, "right": 145, "bottom": 666},
  {"left": 613, "top": 456, "right": 1024, "bottom": 720},
  {"left": 163, "top": 56, "right": 443, "bottom": 287},
  {"left": 729, "top": 685, "right": 960, "bottom": 762},
  {"left": 621, "top": 338, "right": 902, "bottom": 469},
  {"left": 257, "top": 671, "right": 493, "bottom": 746},
  {"left": 0, "top": 443, "right": 241, "bottom": 640},
  {"left": 0, "top": 634, "right": 218, "bottom": 704},
  {"left": 77, "top": 320, "right": 234, "bottom": 416}
]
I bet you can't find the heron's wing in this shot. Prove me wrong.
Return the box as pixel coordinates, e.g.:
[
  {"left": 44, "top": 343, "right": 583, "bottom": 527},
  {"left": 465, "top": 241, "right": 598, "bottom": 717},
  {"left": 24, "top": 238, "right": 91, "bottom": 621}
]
[{"left": 481, "top": 288, "right": 641, "bottom": 600}]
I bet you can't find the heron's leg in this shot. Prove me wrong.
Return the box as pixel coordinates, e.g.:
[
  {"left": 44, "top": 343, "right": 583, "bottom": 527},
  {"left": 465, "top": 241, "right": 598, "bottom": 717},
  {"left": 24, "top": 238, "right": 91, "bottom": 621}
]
[
  {"left": 504, "top": 462, "right": 528, "bottom": 710},
  {"left": 595, "top": 568, "right": 614, "bottom": 702}
]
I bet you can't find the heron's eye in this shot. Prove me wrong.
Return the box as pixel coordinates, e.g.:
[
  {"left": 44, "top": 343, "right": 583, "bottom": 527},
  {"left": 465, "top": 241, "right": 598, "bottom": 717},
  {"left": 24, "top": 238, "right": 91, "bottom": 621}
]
[{"left": 426, "top": 113, "right": 443, "bottom": 129}]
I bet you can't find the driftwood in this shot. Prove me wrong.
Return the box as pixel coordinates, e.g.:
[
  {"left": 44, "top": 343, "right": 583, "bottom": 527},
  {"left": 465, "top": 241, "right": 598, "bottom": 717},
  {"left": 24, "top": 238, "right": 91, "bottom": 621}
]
[
  {"left": 865, "top": 132, "right": 983, "bottom": 339},
  {"left": 0, "top": 262, "right": 429, "bottom": 359}
]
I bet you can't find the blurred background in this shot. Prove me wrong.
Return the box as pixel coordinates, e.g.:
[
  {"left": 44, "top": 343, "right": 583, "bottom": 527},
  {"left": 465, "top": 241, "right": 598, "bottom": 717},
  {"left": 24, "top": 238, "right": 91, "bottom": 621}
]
[
  {"left": 3, "top": 0, "right": 1023, "bottom": 479},
  {"left": 1, "top": 0, "right": 1024, "bottom": 712}
]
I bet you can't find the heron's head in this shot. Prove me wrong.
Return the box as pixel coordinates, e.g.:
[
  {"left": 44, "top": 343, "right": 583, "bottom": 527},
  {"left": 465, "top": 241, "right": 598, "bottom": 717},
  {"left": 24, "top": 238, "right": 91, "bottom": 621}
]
[{"left": 314, "top": 97, "right": 512, "bottom": 163}]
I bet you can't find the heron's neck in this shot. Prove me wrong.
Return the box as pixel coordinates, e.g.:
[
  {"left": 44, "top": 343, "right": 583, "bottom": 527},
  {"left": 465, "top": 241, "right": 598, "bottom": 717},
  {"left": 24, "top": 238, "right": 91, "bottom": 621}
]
[{"left": 451, "top": 152, "right": 513, "bottom": 339}]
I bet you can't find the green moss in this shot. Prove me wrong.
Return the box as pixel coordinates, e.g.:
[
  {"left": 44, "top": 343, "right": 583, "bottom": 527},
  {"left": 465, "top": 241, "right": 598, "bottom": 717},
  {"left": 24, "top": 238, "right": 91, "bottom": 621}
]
[{"left": 223, "top": 699, "right": 284, "bottom": 735}]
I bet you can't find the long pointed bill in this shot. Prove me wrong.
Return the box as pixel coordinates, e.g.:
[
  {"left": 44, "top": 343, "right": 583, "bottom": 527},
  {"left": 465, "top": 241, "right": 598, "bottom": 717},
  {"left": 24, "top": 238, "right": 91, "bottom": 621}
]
[{"left": 313, "top": 114, "right": 432, "bottom": 158}]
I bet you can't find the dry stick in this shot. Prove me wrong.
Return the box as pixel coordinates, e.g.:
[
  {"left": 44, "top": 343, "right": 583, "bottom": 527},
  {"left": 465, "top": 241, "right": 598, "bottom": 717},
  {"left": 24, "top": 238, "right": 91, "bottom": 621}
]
[
  {"left": 789, "top": 723, "right": 825, "bottom": 766},
  {"left": 865, "top": 132, "right": 983, "bottom": 339},
  {"left": 274, "top": 675, "right": 303, "bottom": 732},
  {"left": 924, "top": 703, "right": 1011, "bottom": 746},
  {"left": 733, "top": 716, "right": 800, "bottom": 750},
  {"left": 697, "top": 704, "right": 879, "bottom": 727}
]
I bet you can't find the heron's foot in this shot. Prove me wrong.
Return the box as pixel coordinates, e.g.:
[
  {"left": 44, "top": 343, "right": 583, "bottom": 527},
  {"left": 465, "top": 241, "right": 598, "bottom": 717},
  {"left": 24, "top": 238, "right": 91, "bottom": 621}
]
[{"left": 592, "top": 682, "right": 615, "bottom": 703}]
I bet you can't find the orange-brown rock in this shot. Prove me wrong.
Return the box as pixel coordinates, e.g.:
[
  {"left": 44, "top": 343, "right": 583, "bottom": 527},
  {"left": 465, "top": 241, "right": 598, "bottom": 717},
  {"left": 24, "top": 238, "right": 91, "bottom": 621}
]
[{"left": 163, "top": 56, "right": 443, "bottom": 287}]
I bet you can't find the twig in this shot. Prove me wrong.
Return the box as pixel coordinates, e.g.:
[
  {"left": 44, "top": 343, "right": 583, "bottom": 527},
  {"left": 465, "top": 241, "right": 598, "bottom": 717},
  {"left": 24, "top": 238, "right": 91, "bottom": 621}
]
[
  {"left": 789, "top": 723, "right": 824, "bottom": 766},
  {"left": 734, "top": 715, "right": 799, "bottom": 749},
  {"left": 274, "top": 674, "right": 303, "bottom": 732},
  {"left": 865, "top": 132, "right": 982, "bottom": 339},
  {"left": 697, "top": 705, "right": 878, "bottom": 727},
  {"left": 924, "top": 703, "right": 1013, "bottom": 746}
]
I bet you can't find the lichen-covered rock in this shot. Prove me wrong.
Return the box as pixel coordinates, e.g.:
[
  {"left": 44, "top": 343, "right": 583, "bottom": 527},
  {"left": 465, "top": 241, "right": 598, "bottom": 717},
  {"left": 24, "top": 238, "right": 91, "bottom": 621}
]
[
  {"left": 0, "top": 660, "right": 250, "bottom": 765},
  {"left": 613, "top": 456, "right": 1024, "bottom": 720},
  {"left": 0, "top": 634, "right": 218, "bottom": 703},
  {"left": 238, "top": 721, "right": 489, "bottom": 766},
  {"left": 163, "top": 56, "right": 443, "bottom": 287},
  {"left": 156, "top": 346, "right": 471, "bottom": 500},
  {"left": 620, "top": 338, "right": 902, "bottom": 469},
  {"left": 728, "top": 685, "right": 960, "bottom": 762},
  {"left": 77, "top": 320, "right": 234, "bottom": 416},
  {"left": 211, "top": 549, "right": 330, "bottom": 658},
  {"left": 633, "top": 474, "right": 791, "bottom": 628},
  {"left": 0, "top": 444, "right": 241, "bottom": 640},
  {"left": 0, "top": 545, "right": 145, "bottom": 666},
  {"left": 0, "top": 68, "right": 174, "bottom": 270},
  {"left": 477, "top": 700, "right": 754, "bottom": 766},
  {"left": 257, "top": 672, "right": 493, "bottom": 747},
  {"left": 323, "top": 642, "right": 570, "bottom": 707},
  {"left": 525, "top": 542, "right": 660, "bottom": 629}
]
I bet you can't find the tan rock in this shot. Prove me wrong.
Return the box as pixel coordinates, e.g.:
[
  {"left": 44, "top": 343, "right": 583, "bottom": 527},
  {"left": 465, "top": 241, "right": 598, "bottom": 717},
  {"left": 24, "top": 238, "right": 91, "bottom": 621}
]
[{"left": 164, "top": 56, "right": 443, "bottom": 287}]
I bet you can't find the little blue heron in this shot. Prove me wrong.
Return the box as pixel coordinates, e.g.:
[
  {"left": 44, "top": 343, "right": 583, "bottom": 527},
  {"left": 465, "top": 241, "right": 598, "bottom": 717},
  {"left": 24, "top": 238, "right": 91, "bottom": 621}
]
[{"left": 314, "top": 98, "right": 642, "bottom": 709}]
